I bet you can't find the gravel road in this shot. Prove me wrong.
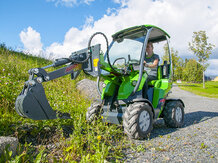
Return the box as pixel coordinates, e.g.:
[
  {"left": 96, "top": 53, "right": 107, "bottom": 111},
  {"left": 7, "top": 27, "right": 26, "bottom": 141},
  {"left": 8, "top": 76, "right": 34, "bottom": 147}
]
[{"left": 124, "top": 85, "right": 218, "bottom": 162}]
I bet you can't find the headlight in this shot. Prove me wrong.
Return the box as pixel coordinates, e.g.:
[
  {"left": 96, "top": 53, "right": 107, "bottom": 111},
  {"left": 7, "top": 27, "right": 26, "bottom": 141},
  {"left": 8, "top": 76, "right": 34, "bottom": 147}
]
[
  {"left": 132, "top": 80, "right": 137, "bottom": 86},
  {"left": 102, "top": 83, "right": 106, "bottom": 88}
]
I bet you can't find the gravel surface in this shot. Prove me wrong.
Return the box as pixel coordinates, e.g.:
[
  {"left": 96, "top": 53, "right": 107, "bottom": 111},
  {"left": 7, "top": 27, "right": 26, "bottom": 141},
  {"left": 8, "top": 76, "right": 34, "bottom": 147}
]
[{"left": 123, "top": 84, "right": 218, "bottom": 162}]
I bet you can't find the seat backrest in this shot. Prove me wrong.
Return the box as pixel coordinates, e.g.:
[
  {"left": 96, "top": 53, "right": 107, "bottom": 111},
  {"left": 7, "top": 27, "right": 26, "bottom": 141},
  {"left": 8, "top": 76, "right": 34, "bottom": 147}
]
[
  {"left": 162, "top": 60, "right": 170, "bottom": 78},
  {"left": 157, "top": 66, "right": 162, "bottom": 80},
  {"left": 157, "top": 60, "right": 170, "bottom": 80}
]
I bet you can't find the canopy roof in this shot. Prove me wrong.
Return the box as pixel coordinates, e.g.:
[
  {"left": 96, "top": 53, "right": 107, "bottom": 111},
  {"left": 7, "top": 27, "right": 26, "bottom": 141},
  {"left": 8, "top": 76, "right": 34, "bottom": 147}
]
[{"left": 112, "top": 25, "right": 170, "bottom": 43}]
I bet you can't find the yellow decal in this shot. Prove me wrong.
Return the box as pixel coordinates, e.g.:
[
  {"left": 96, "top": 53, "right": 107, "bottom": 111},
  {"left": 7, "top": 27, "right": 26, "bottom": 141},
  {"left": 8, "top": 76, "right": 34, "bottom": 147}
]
[{"left": 93, "top": 58, "right": 99, "bottom": 67}]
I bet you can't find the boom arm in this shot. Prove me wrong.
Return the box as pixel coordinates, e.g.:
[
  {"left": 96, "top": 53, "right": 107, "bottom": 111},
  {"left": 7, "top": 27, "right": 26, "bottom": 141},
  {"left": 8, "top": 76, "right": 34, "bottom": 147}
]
[{"left": 15, "top": 44, "right": 101, "bottom": 120}]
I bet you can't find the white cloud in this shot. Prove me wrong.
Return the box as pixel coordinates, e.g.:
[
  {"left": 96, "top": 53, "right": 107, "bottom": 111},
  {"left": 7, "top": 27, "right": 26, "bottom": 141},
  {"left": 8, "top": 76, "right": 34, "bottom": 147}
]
[
  {"left": 45, "top": 27, "right": 84, "bottom": 59},
  {"left": 21, "top": 0, "right": 218, "bottom": 74},
  {"left": 84, "top": 0, "right": 95, "bottom": 5},
  {"left": 19, "top": 27, "right": 43, "bottom": 56},
  {"left": 46, "top": 0, "right": 95, "bottom": 7},
  {"left": 84, "top": 16, "right": 94, "bottom": 27},
  {"left": 46, "top": 0, "right": 218, "bottom": 56},
  {"left": 112, "top": 0, "right": 128, "bottom": 7}
]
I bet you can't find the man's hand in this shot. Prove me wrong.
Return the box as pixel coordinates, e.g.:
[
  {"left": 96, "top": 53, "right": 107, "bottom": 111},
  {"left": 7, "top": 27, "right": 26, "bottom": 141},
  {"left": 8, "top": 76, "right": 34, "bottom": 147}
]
[
  {"left": 144, "top": 59, "right": 159, "bottom": 68},
  {"left": 144, "top": 61, "right": 148, "bottom": 67}
]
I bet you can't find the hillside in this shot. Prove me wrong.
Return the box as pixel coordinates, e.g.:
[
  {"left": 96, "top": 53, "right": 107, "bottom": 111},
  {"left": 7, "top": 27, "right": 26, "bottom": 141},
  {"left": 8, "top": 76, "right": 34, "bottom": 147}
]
[{"left": 0, "top": 44, "right": 125, "bottom": 162}]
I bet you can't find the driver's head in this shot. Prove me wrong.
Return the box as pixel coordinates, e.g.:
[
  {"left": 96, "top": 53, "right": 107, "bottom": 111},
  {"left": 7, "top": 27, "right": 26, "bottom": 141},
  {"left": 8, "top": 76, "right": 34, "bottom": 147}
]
[{"left": 146, "top": 42, "right": 153, "bottom": 55}]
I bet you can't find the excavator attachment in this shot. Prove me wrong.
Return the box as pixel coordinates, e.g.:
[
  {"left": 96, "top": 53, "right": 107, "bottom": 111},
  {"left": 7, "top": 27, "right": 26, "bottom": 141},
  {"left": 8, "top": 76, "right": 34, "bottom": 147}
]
[
  {"left": 15, "top": 83, "right": 58, "bottom": 120},
  {"left": 15, "top": 44, "right": 101, "bottom": 120}
]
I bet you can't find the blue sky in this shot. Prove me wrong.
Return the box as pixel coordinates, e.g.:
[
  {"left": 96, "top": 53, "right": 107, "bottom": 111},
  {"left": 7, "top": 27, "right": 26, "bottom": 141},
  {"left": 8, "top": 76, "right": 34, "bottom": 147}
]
[
  {"left": 0, "top": 0, "right": 120, "bottom": 48},
  {"left": 0, "top": 0, "right": 218, "bottom": 76}
]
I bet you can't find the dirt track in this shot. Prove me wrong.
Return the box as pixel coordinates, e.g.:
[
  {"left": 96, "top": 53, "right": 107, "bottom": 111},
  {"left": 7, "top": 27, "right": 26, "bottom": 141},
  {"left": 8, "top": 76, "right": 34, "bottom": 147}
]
[{"left": 124, "top": 84, "right": 218, "bottom": 162}]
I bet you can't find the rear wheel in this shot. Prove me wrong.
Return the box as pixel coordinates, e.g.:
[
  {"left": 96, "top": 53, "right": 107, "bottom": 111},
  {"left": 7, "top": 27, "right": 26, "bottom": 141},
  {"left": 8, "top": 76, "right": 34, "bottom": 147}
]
[
  {"left": 123, "top": 102, "right": 153, "bottom": 139},
  {"left": 163, "top": 100, "right": 184, "bottom": 128},
  {"left": 86, "top": 102, "right": 102, "bottom": 123}
]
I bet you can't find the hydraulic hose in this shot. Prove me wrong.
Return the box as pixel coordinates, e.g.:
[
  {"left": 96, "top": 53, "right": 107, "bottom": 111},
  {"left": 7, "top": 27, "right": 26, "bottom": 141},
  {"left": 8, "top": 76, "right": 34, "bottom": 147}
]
[
  {"left": 97, "top": 76, "right": 102, "bottom": 96},
  {"left": 87, "top": 32, "right": 119, "bottom": 74},
  {"left": 86, "top": 32, "right": 121, "bottom": 97}
]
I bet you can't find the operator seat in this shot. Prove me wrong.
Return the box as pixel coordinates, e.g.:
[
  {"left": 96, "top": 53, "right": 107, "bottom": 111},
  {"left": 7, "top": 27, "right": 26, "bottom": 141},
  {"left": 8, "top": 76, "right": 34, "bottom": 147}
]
[{"left": 148, "top": 60, "right": 169, "bottom": 88}]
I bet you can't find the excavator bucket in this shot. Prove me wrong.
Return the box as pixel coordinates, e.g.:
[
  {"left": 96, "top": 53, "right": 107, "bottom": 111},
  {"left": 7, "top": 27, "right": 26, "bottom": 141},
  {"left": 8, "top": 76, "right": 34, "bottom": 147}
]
[{"left": 15, "top": 82, "right": 70, "bottom": 120}]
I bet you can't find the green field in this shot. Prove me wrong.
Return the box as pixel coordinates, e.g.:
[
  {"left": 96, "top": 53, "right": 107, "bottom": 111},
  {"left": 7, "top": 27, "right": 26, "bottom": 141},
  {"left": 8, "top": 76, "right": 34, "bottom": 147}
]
[
  {"left": 177, "top": 81, "right": 218, "bottom": 99},
  {"left": 0, "top": 45, "right": 128, "bottom": 162}
]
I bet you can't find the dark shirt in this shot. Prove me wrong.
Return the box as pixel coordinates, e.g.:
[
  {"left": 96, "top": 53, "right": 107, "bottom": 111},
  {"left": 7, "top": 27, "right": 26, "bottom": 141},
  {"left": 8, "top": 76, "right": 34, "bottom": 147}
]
[{"left": 144, "top": 53, "right": 160, "bottom": 77}]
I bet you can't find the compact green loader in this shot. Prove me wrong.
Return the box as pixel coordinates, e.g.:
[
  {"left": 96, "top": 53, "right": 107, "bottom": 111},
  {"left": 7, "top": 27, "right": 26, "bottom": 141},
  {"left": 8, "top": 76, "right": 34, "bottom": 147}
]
[{"left": 15, "top": 25, "right": 185, "bottom": 139}]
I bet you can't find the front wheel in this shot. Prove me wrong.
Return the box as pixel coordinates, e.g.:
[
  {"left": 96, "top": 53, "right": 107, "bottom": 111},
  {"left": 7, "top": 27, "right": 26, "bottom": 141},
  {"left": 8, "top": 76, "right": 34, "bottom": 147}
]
[
  {"left": 123, "top": 102, "right": 153, "bottom": 139},
  {"left": 163, "top": 100, "right": 184, "bottom": 128},
  {"left": 86, "top": 102, "right": 102, "bottom": 123}
]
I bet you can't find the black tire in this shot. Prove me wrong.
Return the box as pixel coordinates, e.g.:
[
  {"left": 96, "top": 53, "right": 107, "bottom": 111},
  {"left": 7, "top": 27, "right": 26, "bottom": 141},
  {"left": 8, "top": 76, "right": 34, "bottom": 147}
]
[
  {"left": 163, "top": 100, "right": 184, "bottom": 128},
  {"left": 123, "top": 102, "right": 153, "bottom": 139},
  {"left": 86, "top": 102, "right": 101, "bottom": 123}
]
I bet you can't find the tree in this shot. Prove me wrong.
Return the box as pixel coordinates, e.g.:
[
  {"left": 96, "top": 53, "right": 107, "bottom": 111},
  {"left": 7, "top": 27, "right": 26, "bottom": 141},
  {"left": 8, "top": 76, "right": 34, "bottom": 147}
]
[
  {"left": 162, "top": 44, "right": 184, "bottom": 81},
  {"left": 173, "top": 57, "right": 184, "bottom": 81},
  {"left": 182, "top": 59, "right": 203, "bottom": 82},
  {"left": 189, "top": 31, "right": 215, "bottom": 88},
  {"left": 162, "top": 43, "right": 170, "bottom": 63}
]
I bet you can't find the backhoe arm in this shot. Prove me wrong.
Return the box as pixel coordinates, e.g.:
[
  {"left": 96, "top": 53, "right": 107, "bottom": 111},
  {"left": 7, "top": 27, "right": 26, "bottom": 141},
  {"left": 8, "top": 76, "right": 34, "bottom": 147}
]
[{"left": 15, "top": 44, "right": 101, "bottom": 120}]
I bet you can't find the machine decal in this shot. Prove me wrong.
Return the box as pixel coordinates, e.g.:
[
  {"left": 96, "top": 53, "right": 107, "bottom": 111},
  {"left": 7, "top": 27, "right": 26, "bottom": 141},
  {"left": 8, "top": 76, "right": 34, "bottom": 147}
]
[
  {"left": 65, "top": 64, "right": 82, "bottom": 73},
  {"left": 93, "top": 58, "right": 99, "bottom": 67}
]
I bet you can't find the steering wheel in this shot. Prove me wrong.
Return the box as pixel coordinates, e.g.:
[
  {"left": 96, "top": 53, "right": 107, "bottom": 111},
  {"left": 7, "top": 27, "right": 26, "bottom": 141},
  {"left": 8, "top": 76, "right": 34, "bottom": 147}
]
[
  {"left": 112, "top": 57, "right": 128, "bottom": 74},
  {"left": 128, "top": 59, "right": 140, "bottom": 65},
  {"left": 112, "top": 57, "right": 126, "bottom": 65}
]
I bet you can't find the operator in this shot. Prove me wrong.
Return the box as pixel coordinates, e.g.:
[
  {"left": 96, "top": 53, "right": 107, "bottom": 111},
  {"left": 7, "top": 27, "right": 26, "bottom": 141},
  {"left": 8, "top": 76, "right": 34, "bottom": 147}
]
[
  {"left": 144, "top": 42, "right": 160, "bottom": 82},
  {"left": 143, "top": 42, "right": 159, "bottom": 99}
]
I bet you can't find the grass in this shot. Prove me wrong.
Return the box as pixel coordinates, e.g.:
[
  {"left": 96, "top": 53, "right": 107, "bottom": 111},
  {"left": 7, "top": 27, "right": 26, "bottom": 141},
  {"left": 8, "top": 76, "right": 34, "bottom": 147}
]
[
  {"left": 0, "top": 45, "right": 128, "bottom": 162},
  {"left": 177, "top": 81, "right": 218, "bottom": 98}
]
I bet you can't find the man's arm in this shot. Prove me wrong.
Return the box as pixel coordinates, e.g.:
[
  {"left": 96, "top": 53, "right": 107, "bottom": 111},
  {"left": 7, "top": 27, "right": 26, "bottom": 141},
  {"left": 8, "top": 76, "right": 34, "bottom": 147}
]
[{"left": 144, "top": 59, "right": 159, "bottom": 68}]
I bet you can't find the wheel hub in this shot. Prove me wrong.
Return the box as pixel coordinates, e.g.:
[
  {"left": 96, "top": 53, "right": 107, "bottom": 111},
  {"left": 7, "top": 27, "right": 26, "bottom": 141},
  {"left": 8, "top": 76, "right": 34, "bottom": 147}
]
[
  {"left": 139, "top": 110, "right": 150, "bottom": 132},
  {"left": 175, "top": 107, "right": 182, "bottom": 122}
]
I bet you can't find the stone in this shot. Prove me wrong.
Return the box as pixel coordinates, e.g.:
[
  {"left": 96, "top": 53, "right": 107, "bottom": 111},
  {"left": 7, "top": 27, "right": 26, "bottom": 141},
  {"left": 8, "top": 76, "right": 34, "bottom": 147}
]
[
  {"left": 76, "top": 79, "right": 102, "bottom": 100},
  {"left": 0, "top": 136, "right": 18, "bottom": 157}
]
